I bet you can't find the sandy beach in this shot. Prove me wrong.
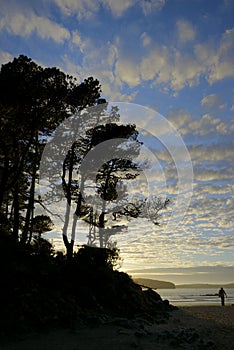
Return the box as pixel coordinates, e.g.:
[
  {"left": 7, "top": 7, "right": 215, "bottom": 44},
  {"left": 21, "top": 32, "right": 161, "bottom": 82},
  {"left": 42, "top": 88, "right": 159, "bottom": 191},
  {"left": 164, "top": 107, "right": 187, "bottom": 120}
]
[{"left": 1, "top": 305, "right": 234, "bottom": 350}]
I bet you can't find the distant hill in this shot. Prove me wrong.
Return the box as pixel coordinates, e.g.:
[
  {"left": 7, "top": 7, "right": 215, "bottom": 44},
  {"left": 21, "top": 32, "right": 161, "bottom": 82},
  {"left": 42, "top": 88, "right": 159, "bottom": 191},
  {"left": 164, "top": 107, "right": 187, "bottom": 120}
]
[
  {"left": 176, "top": 283, "right": 234, "bottom": 289},
  {"left": 134, "top": 278, "right": 175, "bottom": 289}
]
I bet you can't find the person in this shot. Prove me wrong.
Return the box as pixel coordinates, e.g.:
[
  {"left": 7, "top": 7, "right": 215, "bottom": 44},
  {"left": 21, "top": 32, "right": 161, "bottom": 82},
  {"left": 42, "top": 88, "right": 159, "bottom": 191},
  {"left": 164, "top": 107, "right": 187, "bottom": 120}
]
[{"left": 218, "top": 287, "right": 227, "bottom": 306}]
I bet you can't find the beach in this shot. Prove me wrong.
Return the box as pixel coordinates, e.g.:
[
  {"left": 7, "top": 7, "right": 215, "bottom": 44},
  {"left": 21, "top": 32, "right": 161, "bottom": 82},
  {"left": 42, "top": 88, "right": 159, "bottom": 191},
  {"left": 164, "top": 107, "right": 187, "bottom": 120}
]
[{"left": 2, "top": 305, "right": 234, "bottom": 350}]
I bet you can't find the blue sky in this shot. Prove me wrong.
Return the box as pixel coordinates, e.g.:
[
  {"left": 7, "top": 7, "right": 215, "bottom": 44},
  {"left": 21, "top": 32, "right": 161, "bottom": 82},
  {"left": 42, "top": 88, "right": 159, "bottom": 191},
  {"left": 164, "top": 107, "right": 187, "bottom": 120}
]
[{"left": 0, "top": 0, "right": 233, "bottom": 284}]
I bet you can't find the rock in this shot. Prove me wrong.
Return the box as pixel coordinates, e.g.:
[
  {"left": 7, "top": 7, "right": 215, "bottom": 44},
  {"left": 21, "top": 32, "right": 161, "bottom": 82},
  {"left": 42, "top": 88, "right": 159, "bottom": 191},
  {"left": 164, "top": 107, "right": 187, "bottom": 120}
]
[
  {"left": 111, "top": 317, "right": 133, "bottom": 329},
  {"left": 143, "top": 288, "right": 162, "bottom": 303}
]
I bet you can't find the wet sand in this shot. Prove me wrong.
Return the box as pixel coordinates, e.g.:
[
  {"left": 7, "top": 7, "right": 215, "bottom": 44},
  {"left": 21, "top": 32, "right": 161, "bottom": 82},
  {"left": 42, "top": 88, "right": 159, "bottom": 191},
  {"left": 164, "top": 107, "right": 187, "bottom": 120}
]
[{"left": 1, "top": 305, "right": 234, "bottom": 350}]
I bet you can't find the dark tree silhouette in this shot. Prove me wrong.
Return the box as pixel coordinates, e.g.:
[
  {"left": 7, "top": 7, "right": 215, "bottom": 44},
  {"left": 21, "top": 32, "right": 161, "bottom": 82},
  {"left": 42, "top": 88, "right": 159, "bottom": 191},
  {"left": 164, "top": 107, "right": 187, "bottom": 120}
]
[
  {"left": 59, "top": 105, "right": 129, "bottom": 256},
  {"left": 0, "top": 55, "right": 101, "bottom": 242},
  {"left": 31, "top": 215, "right": 54, "bottom": 239},
  {"left": 60, "top": 108, "right": 170, "bottom": 253}
]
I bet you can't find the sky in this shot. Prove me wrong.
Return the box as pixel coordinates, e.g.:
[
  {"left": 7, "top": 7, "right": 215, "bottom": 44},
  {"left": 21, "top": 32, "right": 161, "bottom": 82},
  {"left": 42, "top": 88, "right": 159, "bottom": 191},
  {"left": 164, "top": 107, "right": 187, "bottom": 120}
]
[{"left": 0, "top": 0, "right": 233, "bottom": 284}]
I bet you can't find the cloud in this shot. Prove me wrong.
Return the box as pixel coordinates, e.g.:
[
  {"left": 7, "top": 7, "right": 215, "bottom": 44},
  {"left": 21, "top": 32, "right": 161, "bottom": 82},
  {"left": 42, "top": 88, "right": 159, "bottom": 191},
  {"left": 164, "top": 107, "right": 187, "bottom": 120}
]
[
  {"left": 166, "top": 109, "right": 233, "bottom": 137},
  {"left": 197, "top": 28, "right": 234, "bottom": 84},
  {"left": 102, "top": 0, "right": 134, "bottom": 17},
  {"left": 194, "top": 168, "right": 233, "bottom": 182},
  {"left": 52, "top": 0, "right": 99, "bottom": 18},
  {"left": 0, "top": 50, "right": 14, "bottom": 65},
  {"left": 118, "top": 26, "right": 234, "bottom": 93},
  {"left": 71, "top": 31, "right": 91, "bottom": 53},
  {"left": 140, "top": 32, "right": 152, "bottom": 47},
  {"left": 115, "top": 58, "right": 141, "bottom": 87},
  {"left": 189, "top": 143, "right": 234, "bottom": 163},
  {"left": 201, "top": 93, "right": 226, "bottom": 110},
  {"left": 1, "top": 1, "right": 233, "bottom": 98},
  {"left": 187, "top": 114, "right": 222, "bottom": 136},
  {"left": 176, "top": 19, "right": 196, "bottom": 43},
  {"left": 126, "top": 265, "right": 234, "bottom": 284},
  {"left": 139, "top": 46, "right": 205, "bottom": 91},
  {"left": 167, "top": 109, "right": 193, "bottom": 131},
  {"left": 53, "top": 0, "right": 166, "bottom": 18},
  {"left": 140, "top": 0, "right": 166, "bottom": 15},
  {"left": 61, "top": 40, "right": 138, "bottom": 102},
  {"left": 140, "top": 47, "right": 168, "bottom": 81},
  {"left": 0, "top": 8, "right": 70, "bottom": 43},
  {"left": 197, "top": 184, "right": 234, "bottom": 195}
]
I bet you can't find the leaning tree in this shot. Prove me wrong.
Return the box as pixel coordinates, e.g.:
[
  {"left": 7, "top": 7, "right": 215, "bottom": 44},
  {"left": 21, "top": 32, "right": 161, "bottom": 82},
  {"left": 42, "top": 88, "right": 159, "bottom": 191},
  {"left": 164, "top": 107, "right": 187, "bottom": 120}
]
[{"left": 57, "top": 104, "right": 170, "bottom": 256}]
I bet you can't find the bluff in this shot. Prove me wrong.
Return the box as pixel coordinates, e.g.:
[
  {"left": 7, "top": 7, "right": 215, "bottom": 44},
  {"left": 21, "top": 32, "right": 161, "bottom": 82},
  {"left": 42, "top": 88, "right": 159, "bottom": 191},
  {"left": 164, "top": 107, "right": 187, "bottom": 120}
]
[{"left": 134, "top": 278, "right": 175, "bottom": 289}]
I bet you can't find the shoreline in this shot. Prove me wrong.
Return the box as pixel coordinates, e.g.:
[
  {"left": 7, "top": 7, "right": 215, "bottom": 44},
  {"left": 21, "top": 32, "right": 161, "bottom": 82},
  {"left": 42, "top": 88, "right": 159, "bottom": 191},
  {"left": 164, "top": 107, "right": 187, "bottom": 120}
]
[
  {"left": 180, "top": 304, "right": 234, "bottom": 326},
  {"left": 171, "top": 301, "right": 233, "bottom": 307},
  {"left": 2, "top": 305, "right": 234, "bottom": 350}
]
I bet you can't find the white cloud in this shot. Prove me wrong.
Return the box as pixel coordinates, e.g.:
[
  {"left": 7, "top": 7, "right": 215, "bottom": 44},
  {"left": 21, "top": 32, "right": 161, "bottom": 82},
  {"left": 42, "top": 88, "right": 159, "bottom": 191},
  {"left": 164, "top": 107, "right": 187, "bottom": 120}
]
[
  {"left": 0, "top": 50, "right": 14, "bottom": 65},
  {"left": 194, "top": 168, "right": 233, "bottom": 182},
  {"left": 139, "top": 46, "right": 205, "bottom": 91},
  {"left": 194, "top": 42, "right": 215, "bottom": 65},
  {"left": 201, "top": 93, "right": 226, "bottom": 110},
  {"left": 0, "top": 9, "right": 70, "bottom": 43},
  {"left": 71, "top": 31, "right": 91, "bottom": 53},
  {"left": 176, "top": 19, "right": 196, "bottom": 43},
  {"left": 61, "top": 39, "right": 138, "bottom": 102},
  {"left": 54, "top": 0, "right": 166, "bottom": 18},
  {"left": 52, "top": 0, "right": 99, "bottom": 18},
  {"left": 1, "top": 1, "right": 233, "bottom": 98},
  {"left": 205, "top": 28, "right": 234, "bottom": 84},
  {"left": 115, "top": 58, "right": 141, "bottom": 87},
  {"left": 166, "top": 109, "right": 233, "bottom": 137},
  {"left": 168, "top": 51, "right": 204, "bottom": 90},
  {"left": 102, "top": 0, "right": 134, "bottom": 17},
  {"left": 166, "top": 109, "right": 193, "bottom": 134},
  {"left": 208, "top": 60, "right": 234, "bottom": 83},
  {"left": 32, "top": 14, "right": 70, "bottom": 43},
  {"left": 188, "top": 143, "right": 234, "bottom": 165},
  {"left": 136, "top": 27, "right": 234, "bottom": 92},
  {"left": 140, "top": 47, "right": 168, "bottom": 81},
  {"left": 199, "top": 184, "right": 234, "bottom": 196},
  {"left": 220, "top": 28, "right": 234, "bottom": 53},
  {"left": 141, "top": 0, "right": 166, "bottom": 15},
  {"left": 188, "top": 114, "right": 224, "bottom": 136},
  {"left": 140, "top": 32, "right": 151, "bottom": 47}
]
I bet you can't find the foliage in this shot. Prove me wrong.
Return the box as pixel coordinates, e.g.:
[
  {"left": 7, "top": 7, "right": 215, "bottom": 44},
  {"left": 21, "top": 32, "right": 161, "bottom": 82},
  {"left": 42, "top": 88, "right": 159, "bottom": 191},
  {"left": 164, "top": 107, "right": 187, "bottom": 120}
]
[
  {"left": 74, "top": 245, "right": 121, "bottom": 270},
  {"left": 31, "top": 215, "right": 54, "bottom": 236},
  {"left": 0, "top": 235, "right": 173, "bottom": 334},
  {"left": 0, "top": 56, "right": 173, "bottom": 335},
  {"left": 0, "top": 55, "right": 101, "bottom": 243},
  {"left": 60, "top": 119, "right": 142, "bottom": 252}
]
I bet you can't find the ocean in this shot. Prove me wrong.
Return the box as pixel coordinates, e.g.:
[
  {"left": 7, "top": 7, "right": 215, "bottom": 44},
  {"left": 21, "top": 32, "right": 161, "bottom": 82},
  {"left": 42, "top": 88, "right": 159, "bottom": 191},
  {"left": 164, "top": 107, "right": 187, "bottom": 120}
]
[{"left": 158, "top": 288, "right": 234, "bottom": 306}]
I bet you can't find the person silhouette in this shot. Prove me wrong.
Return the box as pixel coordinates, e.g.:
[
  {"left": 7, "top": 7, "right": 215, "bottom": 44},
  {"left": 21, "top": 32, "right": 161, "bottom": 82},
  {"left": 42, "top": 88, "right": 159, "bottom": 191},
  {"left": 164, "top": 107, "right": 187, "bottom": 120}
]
[{"left": 218, "top": 287, "right": 227, "bottom": 306}]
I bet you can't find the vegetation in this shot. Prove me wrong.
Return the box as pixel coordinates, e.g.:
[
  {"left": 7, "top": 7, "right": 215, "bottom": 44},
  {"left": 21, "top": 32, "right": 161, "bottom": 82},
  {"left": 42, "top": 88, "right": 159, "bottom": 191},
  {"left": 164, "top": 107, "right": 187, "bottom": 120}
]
[
  {"left": 0, "top": 234, "right": 175, "bottom": 333},
  {"left": 176, "top": 283, "right": 234, "bottom": 289},
  {"left": 0, "top": 55, "right": 101, "bottom": 244},
  {"left": 134, "top": 278, "right": 176, "bottom": 289},
  {"left": 0, "top": 56, "right": 173, "bottom": 334}
]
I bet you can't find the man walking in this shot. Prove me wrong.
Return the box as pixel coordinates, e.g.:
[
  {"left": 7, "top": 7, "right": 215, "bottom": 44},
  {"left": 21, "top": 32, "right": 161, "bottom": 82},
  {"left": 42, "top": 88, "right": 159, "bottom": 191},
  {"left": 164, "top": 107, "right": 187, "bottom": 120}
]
[{"left": 218, "top": 287, "right": 227, "bottom": 306}]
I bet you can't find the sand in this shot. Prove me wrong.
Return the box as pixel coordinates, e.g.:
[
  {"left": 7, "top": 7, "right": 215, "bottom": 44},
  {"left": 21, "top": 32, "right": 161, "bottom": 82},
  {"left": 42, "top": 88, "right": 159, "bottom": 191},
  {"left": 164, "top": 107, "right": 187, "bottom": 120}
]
[{"left": 1, "top": 305, "right": 234, "bottom": 350}]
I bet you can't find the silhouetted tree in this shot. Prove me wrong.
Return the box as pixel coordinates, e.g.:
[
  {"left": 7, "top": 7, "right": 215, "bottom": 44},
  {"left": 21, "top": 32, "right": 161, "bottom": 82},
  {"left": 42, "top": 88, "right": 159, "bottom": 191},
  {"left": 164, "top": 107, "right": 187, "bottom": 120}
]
[
  {"left": 61, "top": 116, "right": 170, "bottom": 252},
  {"left": 60, "top": 105, "right": 127, "bottom": 256},
  {"left": 0, "top": 55, "right": 101, "bottom": 242},
  {"left": 31, "top": 215, "right": 54, "bottom": 239}
]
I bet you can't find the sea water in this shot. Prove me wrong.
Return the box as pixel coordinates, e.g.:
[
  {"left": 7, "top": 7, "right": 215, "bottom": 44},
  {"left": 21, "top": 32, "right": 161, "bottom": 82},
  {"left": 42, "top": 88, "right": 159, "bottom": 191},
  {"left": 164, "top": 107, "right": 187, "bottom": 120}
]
[{"left": 158, "top": 288, "right": 234, "bottom": 306}]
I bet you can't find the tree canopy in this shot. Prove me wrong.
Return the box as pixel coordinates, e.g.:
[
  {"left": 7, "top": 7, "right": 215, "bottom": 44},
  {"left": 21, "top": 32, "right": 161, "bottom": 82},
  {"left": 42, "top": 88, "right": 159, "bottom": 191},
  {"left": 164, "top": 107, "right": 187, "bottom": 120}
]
[
  {"left": 0, "top": 55, "right": 101, "bottom": 243},
  {"left": 0, "top": 55, "right": 170, "bottom": 257}
]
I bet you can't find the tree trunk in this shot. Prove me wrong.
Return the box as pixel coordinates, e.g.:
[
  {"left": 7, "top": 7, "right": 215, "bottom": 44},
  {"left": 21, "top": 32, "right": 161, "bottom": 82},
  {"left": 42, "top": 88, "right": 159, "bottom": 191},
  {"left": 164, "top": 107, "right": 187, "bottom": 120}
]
[
  {"left": 21, "top": 166, "right": 36, "bottom": 243},
  {"left": 62, "top": 233, "right": 74, "bottom": 259},
  {"left": 12, "top": 183, "right": 19, "bottom": 241},
  {"left": 98, "top": 211, "right": 105, "bottom": 248}
]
